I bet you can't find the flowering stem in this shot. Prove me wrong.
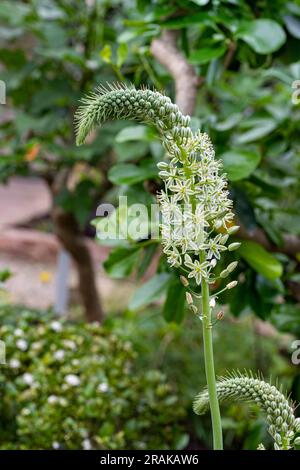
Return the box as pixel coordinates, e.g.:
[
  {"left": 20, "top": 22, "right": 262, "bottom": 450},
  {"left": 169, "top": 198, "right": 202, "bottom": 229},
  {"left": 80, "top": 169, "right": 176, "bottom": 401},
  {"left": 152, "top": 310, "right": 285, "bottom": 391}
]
[{"left": 200, "top": 253, "right": 223, "bottom": 450}]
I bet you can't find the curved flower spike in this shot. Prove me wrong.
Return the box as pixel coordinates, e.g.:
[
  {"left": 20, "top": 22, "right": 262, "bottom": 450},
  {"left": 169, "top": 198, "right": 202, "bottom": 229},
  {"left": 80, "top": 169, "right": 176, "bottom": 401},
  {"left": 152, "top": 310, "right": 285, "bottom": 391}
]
[{"left": 193, "top": 372, "right": 299, "bottom": 450}]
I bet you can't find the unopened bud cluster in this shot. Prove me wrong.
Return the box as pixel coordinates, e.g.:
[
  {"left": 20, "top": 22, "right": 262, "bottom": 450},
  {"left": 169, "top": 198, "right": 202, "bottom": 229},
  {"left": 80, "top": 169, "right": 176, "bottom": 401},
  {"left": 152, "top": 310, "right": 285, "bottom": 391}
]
[{"left": 193, "top": 374, "right": 300, "bottom": 450}]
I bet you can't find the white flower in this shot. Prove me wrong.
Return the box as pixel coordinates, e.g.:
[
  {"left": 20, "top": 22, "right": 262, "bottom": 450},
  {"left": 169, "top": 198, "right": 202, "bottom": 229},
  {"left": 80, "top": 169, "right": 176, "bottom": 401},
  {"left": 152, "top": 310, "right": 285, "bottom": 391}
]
[
  {"left": 184, "top": 254, "right": 209, "bottom": 285},
  {"left": 169, "top": 180, "right": 194, "bottom": 203},
  {"left": 65, "top": 374, "right": 80, "bottom": 386},
  {"left": 201, "top": 234, "right": 227, "bottom": 260},
  {"left": 209, "top": 298, "right": 216, "bottom": 308},
  {"left": 9, "top": 359, "right": 21, "bottom": 369},
  {"left": 22, "top": 373, "right": 34, "bottom": 385},
  {"left": 16, "top": 339, "right": 28, "bottom": 351},
  {"left": 21, "top": 408, "right": 31, "bottom": 416},
  {"left": 50, "top": 321, "right": 62, "bottom": 332},
  {"left": 48, "top": 395, "right": 58, "bottom": 404},
  {"left": 82, "top": 438, "right": 92, "bottom": 450},
  {"left": 52, "top": 442, "right": 60, "bottom": 449},
  {"left": 98, "top": 382, "right": 109, "bottom": 393},
  {"left": 63, "top": 340, "right": 76, "bottom": 350},
  {"left": 14, "top": 328, "right": 23, "bottom": 337},
  {"left": 164, "top": 247, "right": 182, "bottom": 267},
  {"left": 54, "top": 349, "right": 65, "bottom": 361}
]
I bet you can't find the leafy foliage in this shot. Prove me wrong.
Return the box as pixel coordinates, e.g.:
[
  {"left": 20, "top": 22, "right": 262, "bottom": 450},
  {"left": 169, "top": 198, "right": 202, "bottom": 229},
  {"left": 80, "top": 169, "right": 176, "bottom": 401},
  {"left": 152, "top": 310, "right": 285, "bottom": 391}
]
[{"left": 0, "top": 306, "right": 185, "bottom": 450}]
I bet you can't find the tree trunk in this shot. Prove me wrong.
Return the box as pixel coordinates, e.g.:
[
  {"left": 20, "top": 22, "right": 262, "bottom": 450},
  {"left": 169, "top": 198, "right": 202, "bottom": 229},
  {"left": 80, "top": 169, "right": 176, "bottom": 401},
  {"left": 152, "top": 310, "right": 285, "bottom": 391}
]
[{"left": 52, "top": 205, "right": 104, "bottom": 323}]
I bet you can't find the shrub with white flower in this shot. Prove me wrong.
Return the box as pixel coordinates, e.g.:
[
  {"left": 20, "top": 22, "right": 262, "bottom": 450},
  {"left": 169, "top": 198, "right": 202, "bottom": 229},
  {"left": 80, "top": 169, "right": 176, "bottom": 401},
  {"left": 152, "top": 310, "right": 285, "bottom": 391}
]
[{"left": 0, "top": 307, "right": 185, "bottom": 450}]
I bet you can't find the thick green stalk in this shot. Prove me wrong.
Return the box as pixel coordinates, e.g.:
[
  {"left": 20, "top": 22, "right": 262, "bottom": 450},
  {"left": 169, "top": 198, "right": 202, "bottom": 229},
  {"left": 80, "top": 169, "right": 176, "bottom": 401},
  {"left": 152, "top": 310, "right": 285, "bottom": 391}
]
[{"left": 200, "top": 253, "right": 223, "bottom": 450}]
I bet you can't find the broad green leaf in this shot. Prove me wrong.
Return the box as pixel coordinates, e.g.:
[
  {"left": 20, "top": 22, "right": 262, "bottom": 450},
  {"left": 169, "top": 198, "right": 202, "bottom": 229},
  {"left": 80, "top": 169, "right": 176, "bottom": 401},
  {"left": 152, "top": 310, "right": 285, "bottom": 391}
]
[
  {"left": 236, "top": 19, "right": 286, "bottom": 54},
  {"left": 221, "top": 150, "right": 261, "bottom": 181},
  {"left": 239, "top": 241, "right": 283, "bottom": 280},
  {"left": 100, "top": 44, "right": 112, "bottom": 64},
  {"left": 129, "top": 273, "right": 171, "bottom": 310},
  {"left": 160, "top": 12, "right": 212, "bottom": 29},
  {"left": 115, "top": 125, "right": 155, "bottom": 143},
  {"left": 117, "top": 42, "right": 128, "bottom": 67},
  {"left": 190, "top": 0, "right": 209, "bottom": 4},
  {"left": 234, "top": 118, "right": 277, "bottom": 144},
  {"left": 114, "top": 141, "right": 149, "bottom": 162},
  {"left": 214, "top": 113, "right": 243, "bottom": 131},
  {"left": 271, "top": 304, "right": 300, "bottom": 336},
  {"left": 108, "top": 163, "right": 157, "bottom": 185},
  {"left": 163, "top": 279, "right": 186, "bottom": 324},
  {"left": 103, "top": 246, "right": 141, "bottom": 278},
  {"left": 189, "top": 46, "right": 226, "bottom": 65},
  {"left": 284, "top": 15, "right": 300, "bottom": 39}
]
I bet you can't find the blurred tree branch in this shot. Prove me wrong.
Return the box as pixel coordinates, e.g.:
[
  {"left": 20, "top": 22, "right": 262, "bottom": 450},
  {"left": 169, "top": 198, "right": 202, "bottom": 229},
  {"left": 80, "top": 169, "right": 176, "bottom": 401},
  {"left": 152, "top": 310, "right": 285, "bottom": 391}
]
[{"left": 151, "top": 30, "right": 201, "bottom": 116}]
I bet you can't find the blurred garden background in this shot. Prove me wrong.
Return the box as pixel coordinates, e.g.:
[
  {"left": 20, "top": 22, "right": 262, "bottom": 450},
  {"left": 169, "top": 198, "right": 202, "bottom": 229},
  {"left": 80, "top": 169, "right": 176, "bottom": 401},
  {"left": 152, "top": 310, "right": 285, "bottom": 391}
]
[{"left": 0, "top": 0, "right": 300, "bottom": 450}]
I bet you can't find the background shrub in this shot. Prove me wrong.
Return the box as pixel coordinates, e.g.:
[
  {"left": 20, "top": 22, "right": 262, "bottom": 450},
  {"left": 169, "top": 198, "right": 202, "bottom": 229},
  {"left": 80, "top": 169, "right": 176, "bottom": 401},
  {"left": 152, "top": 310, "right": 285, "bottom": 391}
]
[{"left": 0, "top": 307, "right": 186, "bottom": 450}]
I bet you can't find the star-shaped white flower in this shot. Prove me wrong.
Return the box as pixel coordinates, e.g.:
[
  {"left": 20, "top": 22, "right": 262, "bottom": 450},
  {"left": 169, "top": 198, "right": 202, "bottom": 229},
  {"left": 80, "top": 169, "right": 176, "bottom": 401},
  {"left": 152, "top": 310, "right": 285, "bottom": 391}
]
[{"left": 184, "top": 254, "right": 209, "bottom": 284}]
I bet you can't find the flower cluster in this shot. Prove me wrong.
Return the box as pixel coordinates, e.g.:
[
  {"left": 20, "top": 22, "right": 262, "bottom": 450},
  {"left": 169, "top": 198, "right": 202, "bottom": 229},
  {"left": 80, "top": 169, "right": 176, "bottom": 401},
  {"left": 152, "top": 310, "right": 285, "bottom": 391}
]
[
  {"left": 193, "top": 372, "right": 300, "bottom": 450},
  {"left": 75, "top": 84, "right": 240, "bottom": 286},
  {"left": 158, "top": 130, "right": 239, "bottom": 284}
]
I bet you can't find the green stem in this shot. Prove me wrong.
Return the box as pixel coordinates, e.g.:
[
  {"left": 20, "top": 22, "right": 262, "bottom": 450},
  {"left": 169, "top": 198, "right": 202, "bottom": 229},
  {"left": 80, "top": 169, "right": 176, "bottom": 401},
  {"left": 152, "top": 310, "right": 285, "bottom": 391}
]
[{"left": 200, "top": 253, "right": 223, "bottom": 450}]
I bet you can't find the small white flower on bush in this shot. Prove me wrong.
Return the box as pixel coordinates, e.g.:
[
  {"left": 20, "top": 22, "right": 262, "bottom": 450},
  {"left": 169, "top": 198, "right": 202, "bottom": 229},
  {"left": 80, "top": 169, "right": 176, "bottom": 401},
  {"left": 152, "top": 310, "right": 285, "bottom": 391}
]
[
  {"left": 98, "top": 382, "right": 109, "bottom": 393},
  {"left": 9, "top": 358, "right": 21, "bottom": 369},
  {"left": 54, "top": 349, "right": 65, "bottom": 361},
  {"left": 82, "top": 438, "right": 92, "bottom": 450},
  {"left": 65, "top": 374, "right": 80, "bottom": 386},
  {"left": 52, "top": 441, "right": 60, "bottom": 449},
  {"left": 16, "top": 339, "right": 28, "bottom": 351},
  {"left": 63, "top": 339, "right": 76, "bottom": 350},
  {"left": 50, "top": 321, "right": 62, "bottom": 332},
  {"left": 14, "top": 328, "right": 23, "bottom": 337},
  {"left": 22, "top": 373, "right": 34, "bottom": 386},
  {"left": 47, "top": 395, "right": 58, "bottom": 404}
]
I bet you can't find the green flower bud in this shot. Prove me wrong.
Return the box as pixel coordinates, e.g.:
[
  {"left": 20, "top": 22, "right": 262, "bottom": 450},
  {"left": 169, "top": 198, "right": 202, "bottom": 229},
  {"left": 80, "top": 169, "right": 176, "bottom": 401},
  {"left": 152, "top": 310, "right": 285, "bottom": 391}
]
[
  {"left": 226, "top": 281, "right": 238, "bottom": 289},
  {"left": 227, "top": 261, "right": 238, "bottom": 273},
  {"left": 220, "top": 269, "right": 230, "bottom": 278},
  {"left": 228, "top": 242, "right": 241, "bottom": 251},
  {"left": 180, "top": 275, "right": 189, "bottom": 287}
]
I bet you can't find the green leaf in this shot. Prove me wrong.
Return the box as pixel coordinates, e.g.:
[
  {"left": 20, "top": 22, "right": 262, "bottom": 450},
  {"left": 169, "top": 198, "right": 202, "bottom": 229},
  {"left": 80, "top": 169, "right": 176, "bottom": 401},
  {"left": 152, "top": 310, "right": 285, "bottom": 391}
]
[
  {"left": 100, "top": 44, "right": 112, "bottom": 64},
  {"left": 234, "top": 118, "right": 277, "bottom": 144},
  {"left": 0, "top": 268, "right": 12, "bottom": 283},
  {"left": 129, "top": 273, "right": 171, "bottom": 310},
  {"left": 159, "top": 12, "right": 212, "bottom": 29},
  {"left": 108, "top": 163, "right": 157, "bottom": 185},
  {"left": 284, "top": 15, "right": 300, "bottom": 39},
  {"left": 239, "top": 241, "right": 283, "bottom": 281},
  {"left": 163, "top": 278, "right": 186, "bottom": 324},
  {"left": 103, "top": 246, "right": 141, "bottom": 279},
  {"left": 221, "top": 149, "right": 261, "bottom": 181},
  {"left": 236, "top": 19, "right": 286, "bottom": 54},
  {"left": 117, "top": 42, "right": 128, "bottom": 67},
  {"left": 189, "top": 46, "right": 226, "bottom": 65},
  {"left": 115, "top": 125, "right": 155, "bottom": 143}
]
